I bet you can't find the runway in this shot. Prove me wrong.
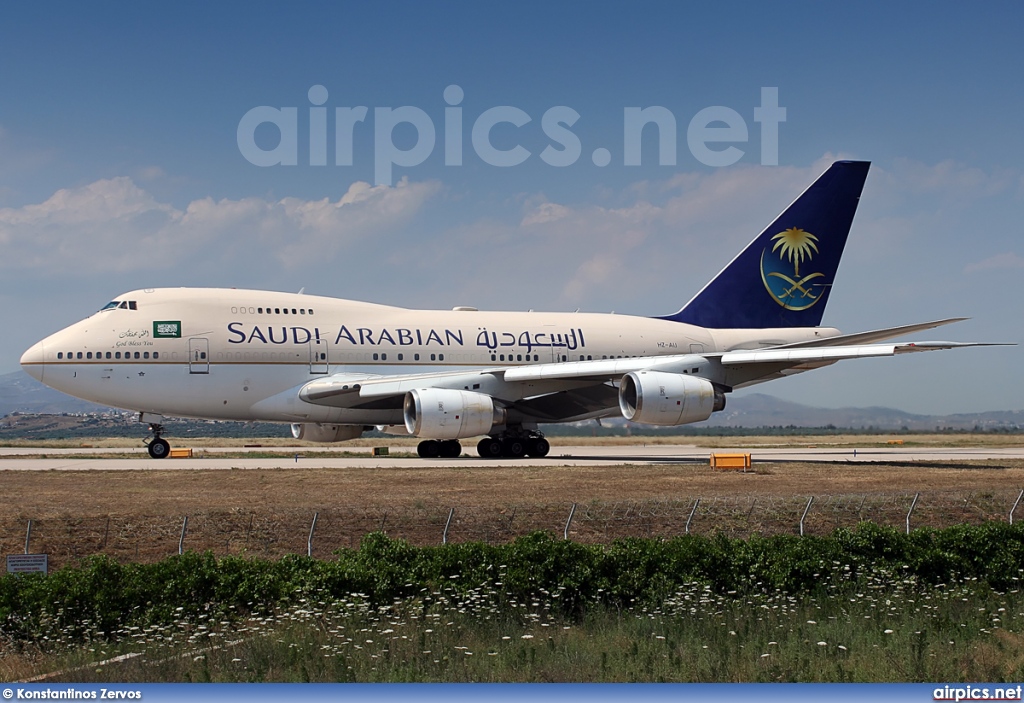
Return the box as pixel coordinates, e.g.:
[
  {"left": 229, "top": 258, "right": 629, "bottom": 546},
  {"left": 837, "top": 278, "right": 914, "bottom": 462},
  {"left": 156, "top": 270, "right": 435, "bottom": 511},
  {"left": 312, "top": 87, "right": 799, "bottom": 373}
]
[{"left": 1, "top": 443, "right": 1022, "bottom": 470}]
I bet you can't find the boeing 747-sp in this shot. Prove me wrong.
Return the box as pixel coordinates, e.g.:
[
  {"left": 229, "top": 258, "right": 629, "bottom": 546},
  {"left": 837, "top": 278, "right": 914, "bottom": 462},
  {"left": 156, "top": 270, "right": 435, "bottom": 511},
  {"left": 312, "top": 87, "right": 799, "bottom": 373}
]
[{"left": 20, "top": 161, "right": 997, "bottom": 458}]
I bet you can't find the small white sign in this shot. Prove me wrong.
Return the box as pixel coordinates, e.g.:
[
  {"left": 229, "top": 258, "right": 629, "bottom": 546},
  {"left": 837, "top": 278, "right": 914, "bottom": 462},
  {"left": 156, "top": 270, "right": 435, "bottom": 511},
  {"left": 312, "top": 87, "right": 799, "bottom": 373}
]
[{"left": 7, "top": 554, "right": 48, "bottom": 575}]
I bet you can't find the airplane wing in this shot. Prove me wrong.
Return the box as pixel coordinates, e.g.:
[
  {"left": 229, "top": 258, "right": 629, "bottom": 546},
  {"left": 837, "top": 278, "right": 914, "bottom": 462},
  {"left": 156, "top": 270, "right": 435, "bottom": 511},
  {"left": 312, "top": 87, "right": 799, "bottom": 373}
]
[
  {"left": 297, "top": 332, "right": 1004, "bottom": 420},
  {"left": 765, "top": 318, "right": 968, "bottom": 349}
]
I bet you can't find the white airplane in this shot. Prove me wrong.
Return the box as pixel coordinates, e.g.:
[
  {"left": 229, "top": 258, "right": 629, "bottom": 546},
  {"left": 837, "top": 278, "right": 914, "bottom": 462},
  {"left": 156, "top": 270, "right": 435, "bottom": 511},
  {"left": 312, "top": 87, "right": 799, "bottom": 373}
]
[{"left": 20, "top": 161, "right": 996, "bottom": 459}]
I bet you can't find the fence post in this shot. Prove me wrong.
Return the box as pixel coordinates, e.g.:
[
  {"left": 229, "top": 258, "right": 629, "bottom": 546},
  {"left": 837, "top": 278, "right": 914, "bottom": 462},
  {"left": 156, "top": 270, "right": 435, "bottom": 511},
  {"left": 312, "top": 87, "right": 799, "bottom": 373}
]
[
  {"left": 443, "top": 508, "right": 454, "bottom": 545},
  {"left": 564, "top": 503, "right": 577, "bottom": 540},
  {"left": 799, "top": 497, "right": 814, "bottom": 536},
  {"left": 178, "top": 516, "right": 188, "bottom": 555},
  {"left": 307, "top": 512, "right": 319, "bottom": 557},
  {"left": 25, "top": 520, "right": 32, "bottom": 554},
  {"left": 906, "top": 493, "right": 920, "bottom": 534},
  {"left": 1011, "top": 490, "right": 1024, "bottom": 525},
  {"left": 685, "top": 499, "right": 700, "bottom": 535}
]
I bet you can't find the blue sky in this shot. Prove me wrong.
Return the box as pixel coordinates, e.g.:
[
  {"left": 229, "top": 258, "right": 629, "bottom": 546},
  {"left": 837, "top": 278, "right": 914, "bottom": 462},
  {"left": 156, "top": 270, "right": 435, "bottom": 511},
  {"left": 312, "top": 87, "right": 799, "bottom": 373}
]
[{"left": 1, "top": 1, "right": 1021, "bottom": 414}]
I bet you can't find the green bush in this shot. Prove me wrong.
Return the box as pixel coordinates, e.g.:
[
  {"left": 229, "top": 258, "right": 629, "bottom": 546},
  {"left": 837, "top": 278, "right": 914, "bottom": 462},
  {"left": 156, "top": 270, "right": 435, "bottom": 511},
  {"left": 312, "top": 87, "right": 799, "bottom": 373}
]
[{"left": 3, "top": 522, "right": 1024, "bottom": 647}]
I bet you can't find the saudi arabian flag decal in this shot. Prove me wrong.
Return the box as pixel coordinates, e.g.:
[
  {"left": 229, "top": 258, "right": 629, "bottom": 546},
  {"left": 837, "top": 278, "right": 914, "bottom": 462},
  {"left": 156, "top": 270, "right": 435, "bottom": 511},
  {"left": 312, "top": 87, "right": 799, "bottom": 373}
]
[{"left": 153, "top": 321, "right": 182, "bottom": 338}]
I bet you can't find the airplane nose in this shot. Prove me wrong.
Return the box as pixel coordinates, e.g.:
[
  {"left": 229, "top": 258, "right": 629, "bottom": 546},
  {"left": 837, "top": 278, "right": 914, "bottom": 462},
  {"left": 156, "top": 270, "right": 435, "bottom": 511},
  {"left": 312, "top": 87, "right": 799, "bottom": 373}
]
[{"left": 20, "top": 341, "right": 45, "bottom": 382}]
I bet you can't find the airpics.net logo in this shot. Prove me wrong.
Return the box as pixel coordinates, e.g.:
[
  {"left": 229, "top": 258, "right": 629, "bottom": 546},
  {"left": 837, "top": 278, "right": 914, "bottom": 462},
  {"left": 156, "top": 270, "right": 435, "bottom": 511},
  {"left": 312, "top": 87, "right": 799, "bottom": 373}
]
[{"left": 237, "top": 86, "right": 786, "bottom": 186}]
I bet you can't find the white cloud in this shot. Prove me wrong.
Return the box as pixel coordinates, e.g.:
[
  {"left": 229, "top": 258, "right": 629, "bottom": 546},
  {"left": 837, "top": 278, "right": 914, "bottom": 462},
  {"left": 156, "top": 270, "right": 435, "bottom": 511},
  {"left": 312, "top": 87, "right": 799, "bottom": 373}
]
[
  {"left": 520, "top": 202, "right": 571, "bottom": 226},
  {"left": 965, "top": 252, "right": 1024, "bottom": 274},
  {"left": 0, "top": 176, "right": 440, "bottom": 275}
]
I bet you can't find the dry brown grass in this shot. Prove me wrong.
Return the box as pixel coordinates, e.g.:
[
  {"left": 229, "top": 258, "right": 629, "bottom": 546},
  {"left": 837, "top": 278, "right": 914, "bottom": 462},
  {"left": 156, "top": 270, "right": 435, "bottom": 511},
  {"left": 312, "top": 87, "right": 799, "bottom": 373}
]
[{"left": 2, "top": 453, "right": 1024, "bottom": 568}]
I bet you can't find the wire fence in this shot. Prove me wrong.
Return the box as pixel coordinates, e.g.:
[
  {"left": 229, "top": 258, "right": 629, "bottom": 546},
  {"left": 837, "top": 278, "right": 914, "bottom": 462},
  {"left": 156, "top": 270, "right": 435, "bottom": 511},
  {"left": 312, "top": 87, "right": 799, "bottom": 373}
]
[{"left": 4, "top": 488, "right": 1024, "bottom": 570}]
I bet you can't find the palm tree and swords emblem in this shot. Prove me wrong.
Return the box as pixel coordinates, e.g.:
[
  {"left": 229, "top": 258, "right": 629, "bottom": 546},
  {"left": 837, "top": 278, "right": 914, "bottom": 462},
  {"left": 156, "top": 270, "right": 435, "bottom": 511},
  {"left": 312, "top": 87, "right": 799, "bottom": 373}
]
[{"left": 759, "top": 227, "right": 826, "bottom": 310}]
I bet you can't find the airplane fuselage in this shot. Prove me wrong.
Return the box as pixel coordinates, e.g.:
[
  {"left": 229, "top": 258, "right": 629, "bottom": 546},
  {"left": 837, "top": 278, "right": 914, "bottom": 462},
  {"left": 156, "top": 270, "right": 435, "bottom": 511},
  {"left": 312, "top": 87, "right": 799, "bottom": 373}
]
[{"left": 20, "top": 287, "right": 837, "bottom": 426}]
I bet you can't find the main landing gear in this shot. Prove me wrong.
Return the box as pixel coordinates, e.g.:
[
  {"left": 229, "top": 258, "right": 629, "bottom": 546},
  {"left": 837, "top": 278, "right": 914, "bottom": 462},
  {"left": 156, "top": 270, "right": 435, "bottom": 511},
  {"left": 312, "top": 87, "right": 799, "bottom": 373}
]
[
  {"left": 416, "top": 432, "right": 551, "bottom": 459},
  {"left": 476, "top": 432, "right": 549, "bottom": 459},
  {"left": 416, "top": 439, "right": 463, "bottom": 458},
  {"left": 145, "top": 422, "right": 171, "bottom": 459}
]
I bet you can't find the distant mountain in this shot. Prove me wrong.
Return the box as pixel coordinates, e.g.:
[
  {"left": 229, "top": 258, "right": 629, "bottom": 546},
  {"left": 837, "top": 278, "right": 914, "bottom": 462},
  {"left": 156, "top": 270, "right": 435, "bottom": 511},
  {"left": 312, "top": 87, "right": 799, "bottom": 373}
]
[
  {"left": 704, "top": 393, "right": 1024, "bottom": 431},
  {"left": 0, "top": 370, "right": 114, "bottom": 415},
  {"left": 1, "top": 370, "right": 1021, "bottom": 431}
]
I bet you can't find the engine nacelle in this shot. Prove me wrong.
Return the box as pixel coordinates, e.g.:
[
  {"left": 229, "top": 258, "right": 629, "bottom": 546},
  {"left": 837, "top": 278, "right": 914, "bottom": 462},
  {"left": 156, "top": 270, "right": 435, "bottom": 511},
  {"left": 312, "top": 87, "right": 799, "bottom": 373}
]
[
  {"left": 618, "top": 371, "right": 724, "bottom": 426},
  {"left": 290, "top": 423, "right": 366, "bottom": 443},
  {"left": 403, "top": 388, "right": 504, "bottom": 439}
]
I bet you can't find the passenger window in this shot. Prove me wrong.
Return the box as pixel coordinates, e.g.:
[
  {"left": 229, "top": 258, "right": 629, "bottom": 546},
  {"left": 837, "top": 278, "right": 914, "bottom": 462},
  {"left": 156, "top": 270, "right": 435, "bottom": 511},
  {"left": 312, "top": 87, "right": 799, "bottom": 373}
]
[
  {"left": 57, "top": 352, "right": 63, "bottom": 359},
  {"left": 439, "top": 354, "right": 444, "bottom": 361},
  {"left": 300, "top": 309, "right": 306, "bottom": 315},
  {"left": 134, "top": 352, "right": 141, "bottom": 359},
  {"left": 381, "top": 353, "right": 387, "bottom": 360},
  {"left": 106, "top": 352, "right": 112, "bottom": 359},
  {"left": 373, "top": 353, "right": 379, "bottom": 360},
  {"left": 115, "top": 352, "right": 121, "bottom": 359},
  {"left": 430, "top": 353, "right": 436, "bottom": 361},
  {"left": 275, "top": 308, "right": 280, "bottom": 314},
  {"left": 397, "top": 353, "right": 403, "bottom": 361},
  {"left": 153, "top": 352, "right": 159, "bottom": 359},
  {"left": 143, "top": 352, "right": 150, "bottom": 359},
  {"left": 414, "top": 353, "right": 420, "bottom": 361},
  {"left": 258, "top": 308, "right": 263, "bottom": 314}
]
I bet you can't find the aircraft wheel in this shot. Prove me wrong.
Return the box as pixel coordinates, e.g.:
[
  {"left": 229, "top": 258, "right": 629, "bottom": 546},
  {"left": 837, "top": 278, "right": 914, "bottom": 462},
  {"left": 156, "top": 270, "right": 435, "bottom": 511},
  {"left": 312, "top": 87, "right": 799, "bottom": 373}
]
[
  {"left": 478, "top": 437, "right": 503, "bottom": 458},
  {"left": 527, "top": 437, "right": 550, "bottom": 458},
  {"left": 417, "top": 440, "right": 441, "bottom": 458},
  {"left": 148, "top": 438, "right": 171, "bottom": 459},
  {"left": 502, "top": 438, "right": 526, "bottom": 458},
  {"left": 440, "top": 440, "right": 462, "bottom": 458}
]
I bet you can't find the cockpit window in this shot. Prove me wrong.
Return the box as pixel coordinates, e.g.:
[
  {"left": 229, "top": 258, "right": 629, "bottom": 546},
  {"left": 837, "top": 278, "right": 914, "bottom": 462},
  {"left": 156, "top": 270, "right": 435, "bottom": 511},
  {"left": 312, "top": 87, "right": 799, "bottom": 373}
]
[{"left": 98, "top": 300, "right": 138, "bottom": 312}]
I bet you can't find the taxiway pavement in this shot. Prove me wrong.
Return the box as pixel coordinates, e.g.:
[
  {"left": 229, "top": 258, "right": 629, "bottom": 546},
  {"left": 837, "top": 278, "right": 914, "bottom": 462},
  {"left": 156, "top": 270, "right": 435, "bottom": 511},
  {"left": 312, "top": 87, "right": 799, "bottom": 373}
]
[{"left": 0, "top": 443, "right": 1021, "bottom": 471}]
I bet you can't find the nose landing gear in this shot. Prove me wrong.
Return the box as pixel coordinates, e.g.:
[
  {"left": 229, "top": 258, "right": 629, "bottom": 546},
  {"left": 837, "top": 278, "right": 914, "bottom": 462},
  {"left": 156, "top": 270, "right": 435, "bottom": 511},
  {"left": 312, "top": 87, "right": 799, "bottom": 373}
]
[{"left": 143, "top": 417, "right": 171, "bottom": 459}]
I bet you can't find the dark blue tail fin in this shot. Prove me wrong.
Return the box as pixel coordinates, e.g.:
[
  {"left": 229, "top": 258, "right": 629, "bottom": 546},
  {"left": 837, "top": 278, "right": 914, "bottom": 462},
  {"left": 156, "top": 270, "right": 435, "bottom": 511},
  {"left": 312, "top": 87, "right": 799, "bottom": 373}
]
[{"left": 658, "top": 160, "right": 870, "bottom": 328}]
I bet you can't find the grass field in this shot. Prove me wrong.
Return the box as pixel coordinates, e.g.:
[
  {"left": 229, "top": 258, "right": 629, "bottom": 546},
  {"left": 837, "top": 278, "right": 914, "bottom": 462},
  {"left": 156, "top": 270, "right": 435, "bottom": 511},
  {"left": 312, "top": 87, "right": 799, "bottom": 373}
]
[
  {"left": 5, "top": 550, "right": 1024, "bottom": 683},
  {"left": 2, "top": 434, "right": 1024, "bottom": 683}
]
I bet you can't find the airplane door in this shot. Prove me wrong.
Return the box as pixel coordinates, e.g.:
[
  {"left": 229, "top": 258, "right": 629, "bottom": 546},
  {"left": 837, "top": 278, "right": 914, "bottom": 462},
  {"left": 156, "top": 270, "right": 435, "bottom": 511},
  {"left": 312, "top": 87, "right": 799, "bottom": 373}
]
[
  {"left": 189, "top": 338, "right": 210, "bottom": 374},
  {"left": 309, "top": 339, "right": 328, "bottom": 374}
]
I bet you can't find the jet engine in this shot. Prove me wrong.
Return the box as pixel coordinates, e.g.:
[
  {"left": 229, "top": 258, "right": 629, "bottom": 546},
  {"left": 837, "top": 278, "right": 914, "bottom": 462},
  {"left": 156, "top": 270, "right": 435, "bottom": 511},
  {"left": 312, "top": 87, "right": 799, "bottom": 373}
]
[
  {"left": 290, "top": 423, "right": 366, "bottom": 443},
  {"left": 403, "top": 388, "right": 505, "bottom": 439},
  {"left": 618, "top": 370, "right": 725, "bottom": 426}
]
